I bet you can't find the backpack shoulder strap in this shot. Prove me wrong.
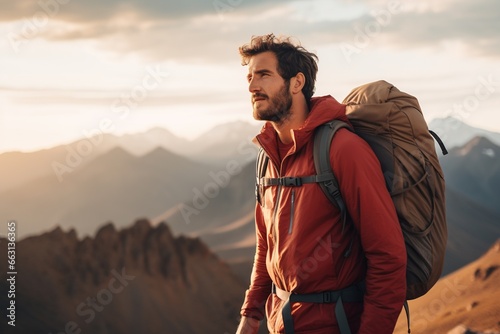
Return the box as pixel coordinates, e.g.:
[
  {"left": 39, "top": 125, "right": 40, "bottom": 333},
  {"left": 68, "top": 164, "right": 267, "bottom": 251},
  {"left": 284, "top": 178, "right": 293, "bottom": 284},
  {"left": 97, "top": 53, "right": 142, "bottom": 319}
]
[{"left": 313, "top": 120, "right": 353, "bottom": 234}]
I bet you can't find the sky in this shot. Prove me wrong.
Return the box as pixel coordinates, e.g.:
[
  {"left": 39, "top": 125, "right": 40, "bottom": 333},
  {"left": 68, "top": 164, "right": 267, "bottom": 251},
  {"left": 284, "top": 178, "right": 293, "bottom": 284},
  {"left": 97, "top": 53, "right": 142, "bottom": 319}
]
[{"left": 0, "top": 0, "right": 499, "bottom": 153}]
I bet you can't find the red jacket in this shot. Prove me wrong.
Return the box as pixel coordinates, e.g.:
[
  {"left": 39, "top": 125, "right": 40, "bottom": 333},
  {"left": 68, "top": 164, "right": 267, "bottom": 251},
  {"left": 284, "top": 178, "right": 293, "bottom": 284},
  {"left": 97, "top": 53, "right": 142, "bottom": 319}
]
[{"left": 241, "top": 95, "right": 407, "bottom": 333}]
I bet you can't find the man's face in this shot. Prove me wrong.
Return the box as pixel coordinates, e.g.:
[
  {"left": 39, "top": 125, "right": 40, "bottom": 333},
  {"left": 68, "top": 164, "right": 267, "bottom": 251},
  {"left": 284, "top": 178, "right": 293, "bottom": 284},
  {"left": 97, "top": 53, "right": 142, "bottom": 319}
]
[{"left": 247, "top": 51, "right": 292, "bottom": 123}]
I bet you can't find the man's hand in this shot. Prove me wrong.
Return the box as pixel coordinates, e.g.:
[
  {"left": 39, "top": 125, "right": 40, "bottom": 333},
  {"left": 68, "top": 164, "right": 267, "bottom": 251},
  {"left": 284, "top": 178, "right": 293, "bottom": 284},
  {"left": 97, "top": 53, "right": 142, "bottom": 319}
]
[{"left": 236, "top": 316, "right": 261, "bottom": 334}]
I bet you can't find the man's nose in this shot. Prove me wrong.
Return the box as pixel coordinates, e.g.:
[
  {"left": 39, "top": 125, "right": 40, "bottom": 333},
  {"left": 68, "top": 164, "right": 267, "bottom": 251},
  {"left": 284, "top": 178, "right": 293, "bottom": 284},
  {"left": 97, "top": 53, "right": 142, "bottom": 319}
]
[{"left": 248, "top": 77, "right": 260, "bottom": 93}]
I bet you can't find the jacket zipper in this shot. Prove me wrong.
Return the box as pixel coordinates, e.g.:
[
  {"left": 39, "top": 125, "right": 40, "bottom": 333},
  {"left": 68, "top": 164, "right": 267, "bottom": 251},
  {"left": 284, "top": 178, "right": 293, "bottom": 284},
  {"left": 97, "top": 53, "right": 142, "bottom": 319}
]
[
  {"left": 288, "top": 189, "right": 295, "bottom": 234},
  {"left": 272, "top": 185, "right": 282, "bottom": 243}
]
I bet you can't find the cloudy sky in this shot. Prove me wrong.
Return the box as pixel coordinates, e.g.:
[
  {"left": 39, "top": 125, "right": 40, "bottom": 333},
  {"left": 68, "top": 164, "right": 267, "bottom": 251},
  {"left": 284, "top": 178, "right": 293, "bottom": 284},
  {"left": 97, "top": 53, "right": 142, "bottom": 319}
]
[{"left": 1, "top": 0, "right": 499, "bottom": 153}]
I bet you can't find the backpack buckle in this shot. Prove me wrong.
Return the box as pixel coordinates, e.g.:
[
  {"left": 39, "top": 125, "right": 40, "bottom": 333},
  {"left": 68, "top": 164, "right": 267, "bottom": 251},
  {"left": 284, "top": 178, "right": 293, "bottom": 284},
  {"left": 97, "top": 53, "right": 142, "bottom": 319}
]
[{"left": 280, "top": 177, "right": 302, "bottom": 187}]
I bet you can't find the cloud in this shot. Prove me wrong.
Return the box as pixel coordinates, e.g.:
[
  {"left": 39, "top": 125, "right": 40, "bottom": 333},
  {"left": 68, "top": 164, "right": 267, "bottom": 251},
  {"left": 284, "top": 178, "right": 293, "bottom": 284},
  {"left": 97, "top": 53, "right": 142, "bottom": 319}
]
[
  {"left": 3, "top": 88, "right": 245, "bottom": 107},
  {"left": 373, "top": 0, "right": 500, "bottom": 58},
  {"left": 0, "top": 0, "right": 289, "bottom": 23},
  {"left": 287, "top": 0, "right": 500, "bottom": 59},
  {"left": 3, "top": 0, "right": 499, "bottom": 61}
]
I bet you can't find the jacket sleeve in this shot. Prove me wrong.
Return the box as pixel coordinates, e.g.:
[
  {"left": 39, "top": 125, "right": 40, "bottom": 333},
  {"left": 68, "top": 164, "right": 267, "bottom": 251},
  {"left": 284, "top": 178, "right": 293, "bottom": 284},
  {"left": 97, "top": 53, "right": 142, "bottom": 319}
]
[
  {"left": 332, "top": 129, "right": 407, "bottom": 333},
  {"left": 240, "top": 202, "right": 272, "bottom": 320}
]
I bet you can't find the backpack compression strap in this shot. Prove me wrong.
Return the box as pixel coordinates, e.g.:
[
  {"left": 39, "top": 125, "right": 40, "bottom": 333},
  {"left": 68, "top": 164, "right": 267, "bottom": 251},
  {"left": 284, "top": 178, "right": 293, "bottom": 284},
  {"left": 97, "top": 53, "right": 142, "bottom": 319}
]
[{"left": 429, "top": 130, "right": 448, "bottom": 155}]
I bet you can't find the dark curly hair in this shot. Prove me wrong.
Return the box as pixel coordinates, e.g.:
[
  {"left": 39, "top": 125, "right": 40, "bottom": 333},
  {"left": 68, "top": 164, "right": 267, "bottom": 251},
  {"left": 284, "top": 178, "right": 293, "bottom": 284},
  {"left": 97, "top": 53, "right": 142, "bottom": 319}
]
[{"left": 239, "top": 34, "right": 319, "bottom": 103}]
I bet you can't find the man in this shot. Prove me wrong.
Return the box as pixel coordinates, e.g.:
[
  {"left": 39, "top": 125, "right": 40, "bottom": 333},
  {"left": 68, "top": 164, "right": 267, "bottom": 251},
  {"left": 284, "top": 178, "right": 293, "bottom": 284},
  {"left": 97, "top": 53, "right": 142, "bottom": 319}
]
[{"left": 236, "top": 34, "right": 406, "bottom": 334}]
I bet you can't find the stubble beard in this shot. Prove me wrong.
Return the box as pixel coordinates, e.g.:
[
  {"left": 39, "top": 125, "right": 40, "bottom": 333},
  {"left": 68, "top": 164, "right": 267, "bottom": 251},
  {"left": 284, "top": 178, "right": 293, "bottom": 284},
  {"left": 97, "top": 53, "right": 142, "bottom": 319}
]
[{"left": 253, "top": 81, "right": 293, "bottom": 125}]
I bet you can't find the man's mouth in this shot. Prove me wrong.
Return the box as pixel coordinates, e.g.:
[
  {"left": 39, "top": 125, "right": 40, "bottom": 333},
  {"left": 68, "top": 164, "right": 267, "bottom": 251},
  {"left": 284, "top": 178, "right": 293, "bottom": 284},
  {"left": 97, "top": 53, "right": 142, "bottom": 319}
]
[{"left": 253, "top": 95, "right": 267, "bottom": 103}]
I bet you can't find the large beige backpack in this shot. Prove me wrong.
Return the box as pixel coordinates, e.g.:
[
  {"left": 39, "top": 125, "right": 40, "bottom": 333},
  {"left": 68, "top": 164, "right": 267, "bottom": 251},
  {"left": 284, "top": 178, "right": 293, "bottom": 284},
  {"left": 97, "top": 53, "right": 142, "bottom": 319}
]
[{"left": 341, "top": 80, "right": 448, "bottom": 300}]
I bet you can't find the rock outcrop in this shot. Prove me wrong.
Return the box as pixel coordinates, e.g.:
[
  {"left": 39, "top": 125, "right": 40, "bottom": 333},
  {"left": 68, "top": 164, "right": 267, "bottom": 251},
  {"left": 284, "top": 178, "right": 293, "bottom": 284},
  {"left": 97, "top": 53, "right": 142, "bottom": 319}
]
[{"left": 0, "top": 219, "right": 246, "bottom": 334}]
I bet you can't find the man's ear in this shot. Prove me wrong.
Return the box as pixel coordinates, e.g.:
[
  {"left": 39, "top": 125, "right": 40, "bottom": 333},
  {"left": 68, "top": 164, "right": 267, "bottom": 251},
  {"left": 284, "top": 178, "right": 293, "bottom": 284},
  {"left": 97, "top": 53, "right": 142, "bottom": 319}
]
[{"left": 290, "top": 72, "right": 306, "bottom": 94}]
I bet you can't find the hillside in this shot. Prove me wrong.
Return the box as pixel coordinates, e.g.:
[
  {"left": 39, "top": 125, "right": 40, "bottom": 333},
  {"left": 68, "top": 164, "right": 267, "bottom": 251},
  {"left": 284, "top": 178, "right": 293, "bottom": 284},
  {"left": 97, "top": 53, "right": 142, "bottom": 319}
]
[
  {"left": 395, "top": 240, "right": 500, "bottom": 334},
  {"left": 444, "top": 188, "right": 500, "bottom": 274}
]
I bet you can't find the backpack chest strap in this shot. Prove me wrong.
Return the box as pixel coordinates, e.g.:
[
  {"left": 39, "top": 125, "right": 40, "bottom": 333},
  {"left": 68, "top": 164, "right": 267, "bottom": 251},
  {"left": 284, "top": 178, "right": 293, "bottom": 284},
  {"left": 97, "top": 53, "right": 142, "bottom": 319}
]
[{"left": 258, "top": 173, "right": 335, "bottom": 187}]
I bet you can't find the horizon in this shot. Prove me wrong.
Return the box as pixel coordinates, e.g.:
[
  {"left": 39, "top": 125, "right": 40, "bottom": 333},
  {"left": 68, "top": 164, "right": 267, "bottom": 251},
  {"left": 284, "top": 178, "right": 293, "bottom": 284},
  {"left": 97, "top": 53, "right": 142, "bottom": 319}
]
[
  {"left": 0, "top": 118, "right": 263, "bottom": 154},
  {"left": 1, "top": 0, "right": 499, "bottom": 153},
  {"left": 1, "top": 115, "right": 498, "bottom": 155}
]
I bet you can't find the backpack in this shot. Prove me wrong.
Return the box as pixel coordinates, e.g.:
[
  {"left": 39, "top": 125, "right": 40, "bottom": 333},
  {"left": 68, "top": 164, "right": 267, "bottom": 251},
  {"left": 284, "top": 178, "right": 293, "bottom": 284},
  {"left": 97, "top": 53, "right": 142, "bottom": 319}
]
[
  {"left": 340, "top": 80, "right": 448, "bottom": 300},
  {"left": 256, "top": 80, "right": 448, "bottom": 333}
]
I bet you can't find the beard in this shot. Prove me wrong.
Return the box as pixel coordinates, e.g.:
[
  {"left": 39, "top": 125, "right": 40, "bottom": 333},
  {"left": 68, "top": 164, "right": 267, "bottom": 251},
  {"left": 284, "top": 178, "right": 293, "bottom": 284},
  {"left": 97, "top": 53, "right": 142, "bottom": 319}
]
[{"left": 252, "top": 81, "right": 293, "bottom": 124}]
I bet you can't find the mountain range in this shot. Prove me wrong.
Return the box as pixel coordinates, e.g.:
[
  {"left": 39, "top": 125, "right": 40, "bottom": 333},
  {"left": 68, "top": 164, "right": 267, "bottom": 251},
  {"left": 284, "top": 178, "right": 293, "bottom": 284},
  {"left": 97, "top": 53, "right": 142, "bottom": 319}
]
[
  {"left": 0, "top": 146, "right": 214, "bottom": 238},
  {"left": 0, "top": 120, "right": 261, "bottom": 194},
  {"left": 1, "top": 117, "right": 499, "bottom": 278},
  {"left": 0, "top": 121, "right": 260, "bottom": 238}
]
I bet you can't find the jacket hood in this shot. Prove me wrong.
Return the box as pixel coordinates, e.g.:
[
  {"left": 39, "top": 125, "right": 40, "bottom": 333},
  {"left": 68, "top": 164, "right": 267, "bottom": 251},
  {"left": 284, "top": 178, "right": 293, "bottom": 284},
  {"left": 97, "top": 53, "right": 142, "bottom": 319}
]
[{"left": 254, "top": 95, "right": 348, "bottom": 162}]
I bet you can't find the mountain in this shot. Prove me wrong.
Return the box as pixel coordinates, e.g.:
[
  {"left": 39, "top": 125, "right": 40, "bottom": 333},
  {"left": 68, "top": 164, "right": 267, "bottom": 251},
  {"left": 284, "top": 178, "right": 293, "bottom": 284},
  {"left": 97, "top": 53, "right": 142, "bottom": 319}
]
[
  {"left": 115, "top": 127, "right": 192, "bottom": 156},
  {"left": 0, "top": 219, "right": 245, "bottom": 334},
  {"left": 429, "top": 117, "right": 500, "bottom": 150},
  {"left": 441, "top": 136, "right": 500, "bottom": 216},
  {"left": 0, "top": 140, "right": 109, "bottom": 193},
  {"left": 0, "top": 147, "right": 214, "bottom": 239},
  {"left": 394, "top": 240, "right": 500, "bottom": 334},
  {"left": 437, "top": 136, "right": 500, "bottom": 274},
  {"left": 189, "top": 121, "right": 261, "bottom": 166}
]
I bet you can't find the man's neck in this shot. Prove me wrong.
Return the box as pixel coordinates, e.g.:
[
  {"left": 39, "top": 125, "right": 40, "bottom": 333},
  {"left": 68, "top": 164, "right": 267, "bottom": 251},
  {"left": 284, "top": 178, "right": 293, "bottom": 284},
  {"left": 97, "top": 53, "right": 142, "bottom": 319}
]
[{"left": 273, "top": 98, "right": 309, "bottom": 144}]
